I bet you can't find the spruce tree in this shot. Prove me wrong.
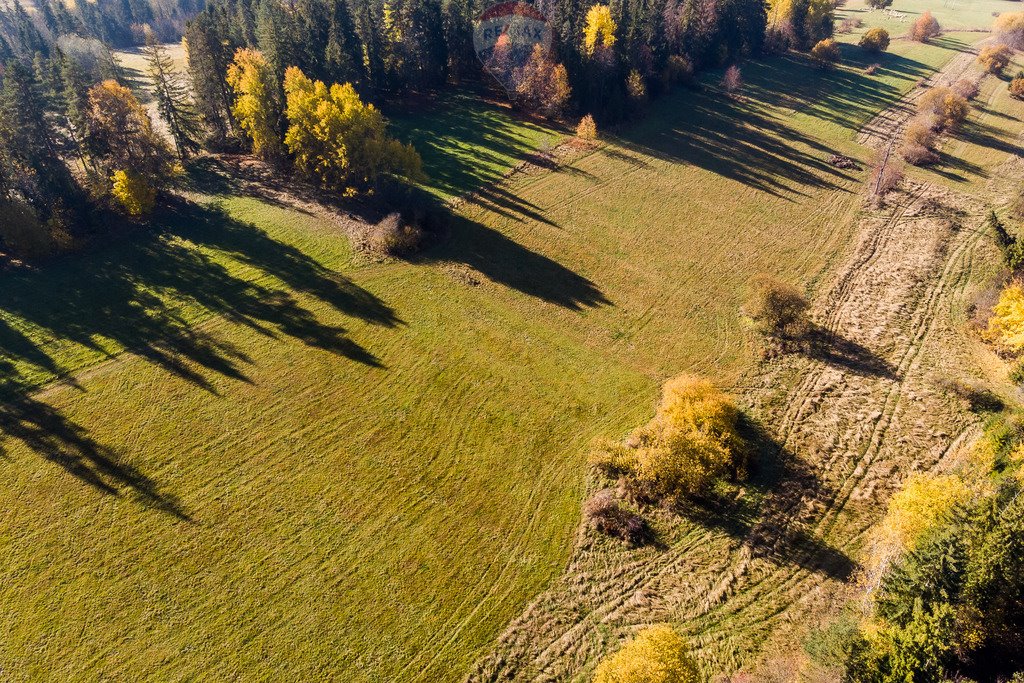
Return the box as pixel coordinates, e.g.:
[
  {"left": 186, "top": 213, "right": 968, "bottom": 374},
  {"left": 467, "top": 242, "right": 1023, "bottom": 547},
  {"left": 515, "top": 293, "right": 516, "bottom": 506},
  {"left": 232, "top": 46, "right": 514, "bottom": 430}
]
[{"left": 143, "top": 29, "right": 202, "bottom": 158}]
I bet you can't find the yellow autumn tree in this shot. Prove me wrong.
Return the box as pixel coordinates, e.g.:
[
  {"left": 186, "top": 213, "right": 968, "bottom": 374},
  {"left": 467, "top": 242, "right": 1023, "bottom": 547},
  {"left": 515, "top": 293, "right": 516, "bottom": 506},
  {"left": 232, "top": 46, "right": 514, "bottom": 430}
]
[
  {"left": 593, "top": 625, "right": 702, "bottom": 683},
  {"left": 881, "top": 473, "right": 970, "bottom": 551},
  {"left": 86, "top": 80, "right": 172, "bottom": 181},
  {"left": 226, "top": 48, "right": 284, "bottom": 161},
  {"left": 986, "top": 281, "right": 1024, "bottom": 353},
  {"left": 111, "top": 169, "right": 157, "bottom": 216},
  {"left": 282, "top": 67, "right": 423, "bottom": 192},
  {"left": 590, "top": 375, "right": 746, "bottom": 498},
  {"left": 583, "top": 4, "right": 617, "bottom": 56},
  {"left": 514, "top": 44, "right": 572, "bottom": 117}
]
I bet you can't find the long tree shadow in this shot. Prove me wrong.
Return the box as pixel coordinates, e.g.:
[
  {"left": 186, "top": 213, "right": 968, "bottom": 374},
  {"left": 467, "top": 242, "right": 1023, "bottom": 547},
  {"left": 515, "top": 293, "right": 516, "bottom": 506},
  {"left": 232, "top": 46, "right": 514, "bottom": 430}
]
[
  {"left": 0, "top": 197, "right": 399, "bottom": 507},
  {"left": 805, "top": 325, "right": 901, "bottom": 379},
  {"left": 0, "top": 364, "right": 190, "bottom": 519},
  {"left": 616, "top": 83, "right": 859, "bottom": 199},
  {"left": 677, "top": 416, "right": 857, "bottom": 581},
  {"left": 420, "top": 211, "right": 610, "bottom": 310}
]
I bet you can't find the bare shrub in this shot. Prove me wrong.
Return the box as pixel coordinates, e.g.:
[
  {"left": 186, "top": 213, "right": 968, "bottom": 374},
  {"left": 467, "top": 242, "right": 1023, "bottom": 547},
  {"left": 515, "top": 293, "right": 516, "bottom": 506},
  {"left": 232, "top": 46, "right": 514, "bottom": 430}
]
[
  {"left": 746, "top": 275, "right": 811, "bottom": 339},
  {"left": 838, "top": 17, "right": 863, "bottom": 34},
  {"left": 900, "top": 142, "right": 938, "bottom": 165},
  {"left": 869, "top": 152, "right": 905, "bottom": 198},
  {"left": 864, "top": 63, "right": 880, "bottom": 75},
  {"left": 576, "top": 114, "right": 598, "bottom": 140},
  {"left": 978, "top": 43, "right": 1013, "bottom": 75},
  {"left": 583, "top": 489, "right": 648, "bottom": 545},
  {"left": 362, "top": 212, "right": 426, "bottom": 258},
  {"left": 951, "top": 78, "right": 981, "bottom": 101},
  {"left": 722, "top": 65, "right": 742, "bottom": 94},
  {"left": 909, "top": 11, "right": 941, "bottom": 42}
]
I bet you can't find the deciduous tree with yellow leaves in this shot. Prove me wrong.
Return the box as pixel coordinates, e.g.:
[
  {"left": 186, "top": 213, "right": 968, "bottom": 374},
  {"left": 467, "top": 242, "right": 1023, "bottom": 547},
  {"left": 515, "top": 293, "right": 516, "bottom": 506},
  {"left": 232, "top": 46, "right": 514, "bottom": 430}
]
[
  {"left": 282, "top": 67, "right": 423, "bottom": 193},
  {"left": 226, "top": 48, "right": 285, "bottom": 162},
  {"left": 590, "top": 375, "right": 747, "bottom": 499},
  {"left": 583, "top": 4, "right": 617, "bottom": 56},
  {"left": 986, "top": 280, "right": 1024, "bottom": 354},
  {"left": 593, "top": 625, "right": 701, "bottom": 683}
]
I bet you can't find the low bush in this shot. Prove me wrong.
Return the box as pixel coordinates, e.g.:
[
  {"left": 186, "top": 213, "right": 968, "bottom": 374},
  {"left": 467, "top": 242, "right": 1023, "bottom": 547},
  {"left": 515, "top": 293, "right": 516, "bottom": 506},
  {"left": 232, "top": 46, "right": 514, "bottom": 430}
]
[
  {"left": 811, "top": 38, "right": 841, "bottom": 68},
  {"left": 361, "top": 212, "right": 426, "bottom": 258},
  {"left": 746, "top": 275, "right": 811, "bottom": 339},
  {"left": 909, "top": 10, "right": 941, "bottom": 42},
  {"left": 584, "top": 489, "right": 648, "bottom": 545},
  {"left": 951, "top": 78, "right": 980, "bottom": 101},
  {"left": 900, "top": 142, "right": 938, "bottom": 166},
  {"left": 593, "top": 625, "right": 702, "bottom": 683},
  {"left": 859, "top": 27, "right": 890, "bottom": 52},
  {"left": 838, "top": 17, "right": 863, "bottom": 34},
  {"left": 1011, "top": 74, "right": 1024, "bottom": 100},
  {"left": 864, "top": 62, "right": 880, "bottom": 75},
  {"left": 978, "top": 43, "right": 1013, "bottom": 75}
]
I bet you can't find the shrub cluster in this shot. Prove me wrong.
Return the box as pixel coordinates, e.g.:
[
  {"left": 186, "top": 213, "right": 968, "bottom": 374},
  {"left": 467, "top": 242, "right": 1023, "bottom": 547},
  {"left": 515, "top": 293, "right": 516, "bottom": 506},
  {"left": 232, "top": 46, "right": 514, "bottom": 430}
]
[
  {"left": 583, "top": 489, "right": 647, "bottom": 545},
  {"left": 590, "top": 375, "right": 747, "bottom": 501},
  {"left": 978, "top": 43, "right": 1013, "bottom": 75},
  {"left": 859, "top": 27, "right": 891, "bottom": 53},
  {"left": 900, "top": 86, "right": 970, "bottom": 165}
]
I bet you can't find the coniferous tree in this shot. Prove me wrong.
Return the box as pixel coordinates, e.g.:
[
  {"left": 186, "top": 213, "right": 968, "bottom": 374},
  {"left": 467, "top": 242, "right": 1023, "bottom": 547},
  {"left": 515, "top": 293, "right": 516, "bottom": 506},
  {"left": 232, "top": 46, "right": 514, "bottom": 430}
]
[
  {"left": 143, "top": 29, "right": 202, "bottom": 158},
  {"left": 184, "top": 9, "right": 236, "bottom": 145}
]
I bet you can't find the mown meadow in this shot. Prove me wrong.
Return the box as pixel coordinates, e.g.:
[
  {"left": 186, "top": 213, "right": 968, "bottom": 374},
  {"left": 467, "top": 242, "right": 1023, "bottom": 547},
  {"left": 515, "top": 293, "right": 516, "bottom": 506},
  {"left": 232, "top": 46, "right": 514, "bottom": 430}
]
[{"left": 0, "top": 10, "right": 1008, "bottom": 679}]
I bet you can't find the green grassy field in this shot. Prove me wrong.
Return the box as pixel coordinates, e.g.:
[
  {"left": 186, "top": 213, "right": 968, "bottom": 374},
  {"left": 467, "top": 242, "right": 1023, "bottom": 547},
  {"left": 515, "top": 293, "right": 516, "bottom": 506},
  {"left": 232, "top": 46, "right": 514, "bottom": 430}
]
[{"left": 0, "top": 18, "right": 994, "bottom": 682}]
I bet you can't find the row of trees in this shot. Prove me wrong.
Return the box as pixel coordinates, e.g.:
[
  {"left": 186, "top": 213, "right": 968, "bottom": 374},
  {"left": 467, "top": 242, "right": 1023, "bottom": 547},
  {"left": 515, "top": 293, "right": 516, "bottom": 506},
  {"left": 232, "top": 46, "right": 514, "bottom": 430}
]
[
  {"left": 182, "top": 0, "right": 771, "bottom": 126},
  {"left": 0, "top": 0, "right": 202, "bottom": 54}
]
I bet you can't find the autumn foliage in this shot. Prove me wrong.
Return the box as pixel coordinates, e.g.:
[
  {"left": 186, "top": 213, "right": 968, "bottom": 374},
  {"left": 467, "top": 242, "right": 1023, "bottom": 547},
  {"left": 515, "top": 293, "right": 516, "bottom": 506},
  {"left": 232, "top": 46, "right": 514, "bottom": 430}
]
[
  {"left": 909, "top": 11, "right": 941, "bottom": 42},
  {"left": 978, "top": 44, "right": 1013, "bottom": 75},
  {"left": 986, "top": 281, "right": 1024, "bottom": 354},
  {"left": 590, "top": 375, "right": 746, "bottom": 499},
  {"left": 583, "top": 4, "right": 617, "bottom": 56},
  {"left": 593, "top": 625, "right": 702, "bottom": 683},
  {"left": 226, "top": 48, "right": 285, "bottom": 161},
  {"left": 282, "top": 67, "right": 422, "bottom": 192},
  {"left": 110, "top": 170, "right": 157, "bottom": 216},
  {"left": 810, "top": 38, "right": 841, "bottom": 67},
  {"left": 859, "top": 27, "right": 890, "bottom": 53}
]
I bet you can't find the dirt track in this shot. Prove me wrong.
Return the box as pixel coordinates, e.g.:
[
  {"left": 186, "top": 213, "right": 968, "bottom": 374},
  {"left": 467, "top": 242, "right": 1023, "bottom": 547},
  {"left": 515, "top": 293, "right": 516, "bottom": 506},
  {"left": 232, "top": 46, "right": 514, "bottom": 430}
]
[{"left": 464, "top": 47, "right": 1004, "bottom": 683}]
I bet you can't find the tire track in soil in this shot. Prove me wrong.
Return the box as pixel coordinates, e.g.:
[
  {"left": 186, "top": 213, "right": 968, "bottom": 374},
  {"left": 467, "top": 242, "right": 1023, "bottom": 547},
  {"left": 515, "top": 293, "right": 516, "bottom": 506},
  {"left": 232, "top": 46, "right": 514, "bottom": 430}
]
[
  {"left": 463, "top": 178, "right": 988, "bottom": 682},
  {"left": 461, "top": 46, "right": 1000, "bottom": 682}
]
